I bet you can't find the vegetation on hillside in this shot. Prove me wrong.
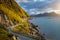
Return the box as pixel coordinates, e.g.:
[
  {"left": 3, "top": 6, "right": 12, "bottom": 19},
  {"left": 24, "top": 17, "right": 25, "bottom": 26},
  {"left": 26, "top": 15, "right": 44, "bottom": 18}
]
[
  {"left": 0, "top": 0, "right": 30, "bottom": 40},
  {"left": 0, "top": 0, "right": 45, "bottom": 40}
]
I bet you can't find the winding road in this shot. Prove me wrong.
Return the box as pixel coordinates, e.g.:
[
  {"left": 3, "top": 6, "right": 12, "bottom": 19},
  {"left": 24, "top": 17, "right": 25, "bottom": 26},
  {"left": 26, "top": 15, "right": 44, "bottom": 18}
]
[{"left": 7, "top": 24, "right": 34, "bottom": 40}]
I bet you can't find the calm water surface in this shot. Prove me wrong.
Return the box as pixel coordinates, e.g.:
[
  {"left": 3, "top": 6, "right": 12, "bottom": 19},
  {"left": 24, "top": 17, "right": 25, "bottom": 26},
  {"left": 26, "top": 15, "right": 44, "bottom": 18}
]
[{"left": 29, "top": 17, "right": 60, "bottom": 40}]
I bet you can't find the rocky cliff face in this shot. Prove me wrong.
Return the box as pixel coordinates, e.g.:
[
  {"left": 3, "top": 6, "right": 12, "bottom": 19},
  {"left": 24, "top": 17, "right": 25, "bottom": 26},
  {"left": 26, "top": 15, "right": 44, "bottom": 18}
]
[
  {"left": 0, "top": 0, "right": 45, "bottom": 40},
  {"left": 0, "top": 0, "right": 30, "bottom": 40}
]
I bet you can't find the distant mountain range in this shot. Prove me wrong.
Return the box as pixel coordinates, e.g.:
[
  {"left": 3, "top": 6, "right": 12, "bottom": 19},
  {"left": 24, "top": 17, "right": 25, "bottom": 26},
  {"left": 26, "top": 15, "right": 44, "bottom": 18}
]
[{"left": 31, "top": 12, "right": 60, "bottom": 17}]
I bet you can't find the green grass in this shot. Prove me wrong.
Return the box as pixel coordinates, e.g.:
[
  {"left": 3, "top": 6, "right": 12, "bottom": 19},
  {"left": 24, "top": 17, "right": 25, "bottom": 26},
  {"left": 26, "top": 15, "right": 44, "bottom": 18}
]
[
  {"left": 0, "top": 0, "right": 31, "bottom": 40},
  {"left": 0, "top": 28, "right": 13, "bottom": 40}
]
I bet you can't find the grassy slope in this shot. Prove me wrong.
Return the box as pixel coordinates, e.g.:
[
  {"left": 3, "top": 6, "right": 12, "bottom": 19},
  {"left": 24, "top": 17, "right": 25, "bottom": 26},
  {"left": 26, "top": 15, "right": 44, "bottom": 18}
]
[{"left": 0, "top": 0, "right": 30, "bottom": 40}]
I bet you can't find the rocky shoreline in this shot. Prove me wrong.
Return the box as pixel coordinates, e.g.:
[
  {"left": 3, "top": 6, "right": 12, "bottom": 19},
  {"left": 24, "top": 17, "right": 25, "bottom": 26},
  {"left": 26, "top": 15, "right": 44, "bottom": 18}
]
[
  {"left": 28, "top": 23, "right": 46, "bottom": 40},
  {"left": 0, "top": 10, "right": 46, "bottom": 40},
  {"left": 0, "top": 0, "right": 46, "bottom": 40},
  {"left": 10, "top": 22, "right": 46, "bottom": 40}
]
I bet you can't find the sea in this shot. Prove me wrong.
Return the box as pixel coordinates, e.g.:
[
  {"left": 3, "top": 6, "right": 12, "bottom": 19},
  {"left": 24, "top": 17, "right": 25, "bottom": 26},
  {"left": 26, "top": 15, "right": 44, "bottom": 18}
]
[{"left": 29, "top": 17, "right": 60, "bottom": 40}]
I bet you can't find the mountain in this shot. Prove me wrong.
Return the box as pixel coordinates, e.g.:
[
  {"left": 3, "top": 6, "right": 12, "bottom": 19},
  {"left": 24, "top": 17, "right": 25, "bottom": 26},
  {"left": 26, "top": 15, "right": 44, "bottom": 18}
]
[
  {"left": 31, "top": 12, "right": 60, "bottom": 17},
  {"left": 0, "top": 0, "right": 30, "bottom": 40},
  {"left": 0, "top": 0, "right": 45, "bottom": 40}
]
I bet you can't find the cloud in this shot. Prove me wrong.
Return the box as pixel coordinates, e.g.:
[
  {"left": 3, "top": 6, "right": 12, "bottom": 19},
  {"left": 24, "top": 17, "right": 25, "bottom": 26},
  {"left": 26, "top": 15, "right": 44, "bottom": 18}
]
[
  {"left": 33, "top": 0, "right": 37, "bottom": 2},
  {"left": 15, "top": 0, "right": 53, "bottom": 3},
  {"left": 15, "top": 0, "right": 60, "bottom": 15},
  {"left": 33, "top": 0, "right": 45, "bottom": 2},
  {"left": 15, "top": 0, "right": 32, "bottom": 2},
  {"left": 40, "top": 0, "right": 46, "bottom": 2},
  {"left": 15, "top": 0, "right": 31, "bottom": 3},
  {"left": 28, "top": 8, "right": 60, "bottom": 15}
]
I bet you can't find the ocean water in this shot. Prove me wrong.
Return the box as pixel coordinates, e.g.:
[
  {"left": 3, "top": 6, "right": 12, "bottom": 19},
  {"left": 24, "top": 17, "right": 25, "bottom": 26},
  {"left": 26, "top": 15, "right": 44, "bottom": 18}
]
[{"left": 29, "top": 17, "right": 60, "bottom": 40}]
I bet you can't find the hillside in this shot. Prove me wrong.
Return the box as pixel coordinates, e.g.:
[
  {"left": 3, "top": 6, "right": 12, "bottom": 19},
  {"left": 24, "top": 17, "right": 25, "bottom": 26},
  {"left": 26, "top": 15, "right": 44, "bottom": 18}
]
[
  {"left": 0, "top": 0, "right": 45, "bottom": 40},
  {"left": 0, "top": 0, "right": 30, "bottom": 40}
]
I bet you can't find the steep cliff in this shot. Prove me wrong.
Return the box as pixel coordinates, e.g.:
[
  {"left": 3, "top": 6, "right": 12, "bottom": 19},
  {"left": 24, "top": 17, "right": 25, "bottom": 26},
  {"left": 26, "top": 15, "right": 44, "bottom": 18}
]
[
  {"left": 0, "top": 0, "right": 45, "bottom": 40},
  {"left": 0, "top": 0, "right": 30, "bottom": 40}
]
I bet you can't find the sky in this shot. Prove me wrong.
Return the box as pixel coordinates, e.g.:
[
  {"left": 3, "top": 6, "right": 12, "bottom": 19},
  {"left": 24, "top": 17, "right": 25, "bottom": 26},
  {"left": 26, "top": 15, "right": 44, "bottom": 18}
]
[{"left": 15, "top": 0, "right": 60, "bottom": 15}]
